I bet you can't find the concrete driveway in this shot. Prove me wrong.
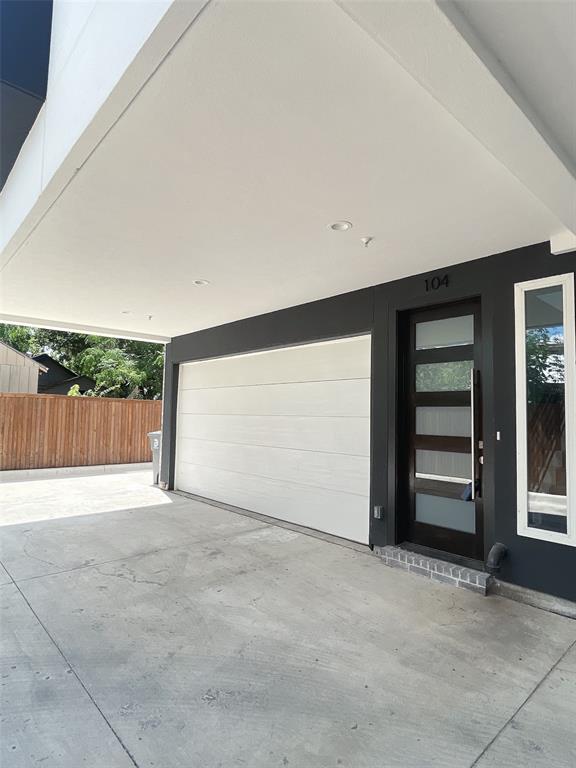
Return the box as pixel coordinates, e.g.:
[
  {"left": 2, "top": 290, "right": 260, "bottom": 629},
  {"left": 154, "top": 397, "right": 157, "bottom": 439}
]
[{"left": 1, "top": 469, "right": 575, "bottom": 768}]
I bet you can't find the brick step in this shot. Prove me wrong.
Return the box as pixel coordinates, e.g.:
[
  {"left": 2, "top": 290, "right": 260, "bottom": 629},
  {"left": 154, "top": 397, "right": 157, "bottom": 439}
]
[{"left": 375, "top": 545, "right": 491, "bottom": 595}]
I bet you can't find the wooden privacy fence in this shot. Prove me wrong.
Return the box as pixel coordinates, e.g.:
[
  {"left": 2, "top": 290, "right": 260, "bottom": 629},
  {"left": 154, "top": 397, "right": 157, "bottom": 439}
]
[{"left": 0, "top": 394, "right": 162, "bottom": 471}]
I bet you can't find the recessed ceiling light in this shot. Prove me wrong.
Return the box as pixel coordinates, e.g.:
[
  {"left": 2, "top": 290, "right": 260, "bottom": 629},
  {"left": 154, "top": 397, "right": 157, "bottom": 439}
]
[
  {"left": 121, "top": 310, "right": 132, "bottom": 315},
  {"left": 330, "top": 221, "right": 352, "bottom": 231},
  {"left": 192, "top": 279, "right": 210, "bottom": 286}
]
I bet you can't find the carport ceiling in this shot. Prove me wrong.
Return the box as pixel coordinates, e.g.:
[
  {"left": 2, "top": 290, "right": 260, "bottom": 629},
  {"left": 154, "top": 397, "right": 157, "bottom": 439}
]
[{"left": 0, "top": 0, "right": 569, "bottom": 339}]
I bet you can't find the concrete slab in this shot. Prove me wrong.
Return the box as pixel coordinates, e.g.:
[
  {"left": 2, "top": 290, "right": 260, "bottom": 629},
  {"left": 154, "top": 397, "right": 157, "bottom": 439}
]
[
  {"left": 475, "top": 644, "right": 576, "bottom": 768},
  {"left": 0, "top": 471, "right": 265, "bottom": 580},
  {"left": 16, "top": 532, "right": 576, "bottom": 767},
  {"left": 558, "top": 642, "right": 576, "bottom": 674},
  {"left": 0, "top": 584, "right": 135, "bottom": 767},
  {"left": 0, "top": 560, "right": 13, "bottom": 586},
  {"left": 2, "top": 471, "right": 576, "bottom": 767},
  {"left": 0, "top": 470, "right": 170, "bottom": 527},
  {"left": 0, "top": 462, "right": 153, "bottom": 484}
]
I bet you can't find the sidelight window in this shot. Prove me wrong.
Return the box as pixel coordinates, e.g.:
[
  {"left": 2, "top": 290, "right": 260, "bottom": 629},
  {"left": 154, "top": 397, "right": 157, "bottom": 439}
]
[{"left": 515, "top": 273, "right": 576, "bottom": 546}]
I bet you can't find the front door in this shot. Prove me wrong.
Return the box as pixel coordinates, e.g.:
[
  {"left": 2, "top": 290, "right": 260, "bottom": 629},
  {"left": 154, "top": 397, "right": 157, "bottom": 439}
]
[{"left": 402, "top": 300, "right": 484, "bottom": 561}]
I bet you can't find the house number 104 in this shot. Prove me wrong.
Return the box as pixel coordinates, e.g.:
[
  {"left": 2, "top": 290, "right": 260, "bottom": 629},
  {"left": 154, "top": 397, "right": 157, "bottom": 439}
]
[{"left": 425, "top": 274, "right": 449, "bottom": 292}]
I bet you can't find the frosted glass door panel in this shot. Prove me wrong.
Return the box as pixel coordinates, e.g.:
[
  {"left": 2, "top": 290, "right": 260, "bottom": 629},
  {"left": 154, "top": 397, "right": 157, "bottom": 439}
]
[
  {"left": 416, "top": 449, "right": 470, "bottom": 481},
  {"left": 415, "top": 493, "right": 475, "bottom": 534},
  {"left": 415, "top": 406, "right": 471, "bottom": 437},
  {"left": 416, "top": 316, "right": 474, "bottom": 350},
  {"left": 416, "top": 360, "right": 473, "bottom": 392}
]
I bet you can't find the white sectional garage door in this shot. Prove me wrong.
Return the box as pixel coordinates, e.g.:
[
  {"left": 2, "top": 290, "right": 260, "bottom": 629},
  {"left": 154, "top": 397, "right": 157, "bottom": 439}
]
[{"left": 175, "top": 336, "right": 371, "bottom": 543}]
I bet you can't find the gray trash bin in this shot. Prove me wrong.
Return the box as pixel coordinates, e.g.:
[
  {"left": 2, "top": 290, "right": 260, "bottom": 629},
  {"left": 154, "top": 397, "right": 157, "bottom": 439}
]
[{"left": 148, "top": 430, "right": 162, "bottom": 486}]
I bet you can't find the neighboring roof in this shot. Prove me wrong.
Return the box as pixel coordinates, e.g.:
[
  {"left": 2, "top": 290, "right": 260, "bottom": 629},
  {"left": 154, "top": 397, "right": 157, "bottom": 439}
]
[
  {"left": 0, "top": 341, "right": 48, "bottom": 371},
  {"left": 39, "top": 375, "right": 96, "bottom": 395},
  {"left": 32, "top": 353, "right": 76, "bottom": 378},
  {"left": 33, "top": 353, "right": 95, "bottom": 393}
]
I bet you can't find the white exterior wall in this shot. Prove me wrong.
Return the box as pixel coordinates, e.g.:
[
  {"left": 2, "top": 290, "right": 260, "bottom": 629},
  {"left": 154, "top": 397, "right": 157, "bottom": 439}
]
[
  {"left": 0, "top": 345, "right": 43, "bottom": 393},
  {"left": 175, "top": 336, "right": 371, "bottom": 544},
  {"left": 0, "top": 365, "right": 39, "bottom": 394}
]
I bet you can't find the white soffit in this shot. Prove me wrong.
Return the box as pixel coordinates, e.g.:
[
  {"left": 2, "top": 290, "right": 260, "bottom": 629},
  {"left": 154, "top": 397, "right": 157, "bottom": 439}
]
[
  {"left": 340, "top": 0, "right": 576, "bottom": 234},
  {"left": 443, "top": 0, "right": 576, "bottom": 173},
  {"left": 0, "top": 0, "right": 573, "bottom": 339}
]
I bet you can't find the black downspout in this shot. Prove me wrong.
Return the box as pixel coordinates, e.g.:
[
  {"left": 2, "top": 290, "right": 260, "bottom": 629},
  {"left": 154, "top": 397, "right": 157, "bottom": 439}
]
[{"left": 485, "top": 542, "right": 508, "bottom": 575}]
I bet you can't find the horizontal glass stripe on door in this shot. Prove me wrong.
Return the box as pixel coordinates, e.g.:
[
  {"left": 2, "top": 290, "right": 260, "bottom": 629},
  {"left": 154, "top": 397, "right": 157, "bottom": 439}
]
[
  {"left": 415, "top": 449, "right": 471, "bottom": 482},
  {"left": 416, "top": 360, "right": 473, "bottom": 392},
  {"left": 416, "top": 315, "right": 474, "bottom": 350},
  {"left": 415, "top": 493, "right": 476, "bottom": 534},
  {"left": 414, "top": 477, "right": 470, "bottom": 499},
  {"left": 415, "top": 406, "right": 471, "bottom": 437}
]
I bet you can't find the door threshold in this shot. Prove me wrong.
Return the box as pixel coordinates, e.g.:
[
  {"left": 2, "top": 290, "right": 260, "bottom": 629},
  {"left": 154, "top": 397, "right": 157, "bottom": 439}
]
[{"left": 375, "top": 544, "right": 491, "bottom": 595}]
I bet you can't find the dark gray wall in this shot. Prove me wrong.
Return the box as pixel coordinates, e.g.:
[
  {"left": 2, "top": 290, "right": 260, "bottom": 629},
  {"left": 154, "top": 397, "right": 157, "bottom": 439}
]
[{"left": 162, "top": 242, "right": 576, "bottom": 601}]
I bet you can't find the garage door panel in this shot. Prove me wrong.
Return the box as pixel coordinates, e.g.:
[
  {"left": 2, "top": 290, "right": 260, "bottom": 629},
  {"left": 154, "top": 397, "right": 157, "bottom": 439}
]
[
  {"left": 175, "top": 464, "right": 369, "bottom": 543},
  {"left": 176, "top": 438, "right": 369, "bottom": 496},
  {"left": 176, "top": 414, "right": 370, "bottom": 456},
  {"left": 178, "top": 379, "right": 370, "bottom": 417},
  {"left": 175, "top": 336, "right": 370, "bottom": 544},
  {"left": 179, "top": 336, "right": 370, "bottom": 390}
]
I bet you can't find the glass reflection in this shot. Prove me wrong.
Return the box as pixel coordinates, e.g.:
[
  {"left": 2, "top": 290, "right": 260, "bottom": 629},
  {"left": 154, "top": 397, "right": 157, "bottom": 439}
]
[{"left": 524, "top": 286, "right": 567, "bottom": 534}]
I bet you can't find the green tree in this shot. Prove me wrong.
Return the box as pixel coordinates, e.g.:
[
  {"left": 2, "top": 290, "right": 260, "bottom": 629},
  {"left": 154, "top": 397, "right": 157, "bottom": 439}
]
[
  {"left": 114, "top": 339, "right": 164, "bottom": 399},
  {"left": 0, "top": 324, "right": 164, "bottom": 399},
  {"left": 75, "top": 345, "right": 146, "bottom": 398},
  {"left": 0, "top": 324, "right": 38, "bottom": 354}
]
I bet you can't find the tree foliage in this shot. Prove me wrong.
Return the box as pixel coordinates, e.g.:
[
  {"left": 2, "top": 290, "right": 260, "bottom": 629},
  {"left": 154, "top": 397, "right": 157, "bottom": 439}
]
[
  {"left": 525, "top": 327, "right": 564, "bottom": 404},
  {"left": 0, "top": 325, "right": 163, "bottom": 399},
  {"left": 415, "top": 360, "right": 472, "bottom": 392}
]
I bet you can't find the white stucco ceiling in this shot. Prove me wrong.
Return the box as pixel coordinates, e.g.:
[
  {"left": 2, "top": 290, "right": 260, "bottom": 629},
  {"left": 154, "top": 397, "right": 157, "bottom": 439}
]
[
  {"left": 447, "top": 0, "right": 576, "bottom": 172},
  {"left": 0, "top": 0, "right": 573, "bottom": 340}
]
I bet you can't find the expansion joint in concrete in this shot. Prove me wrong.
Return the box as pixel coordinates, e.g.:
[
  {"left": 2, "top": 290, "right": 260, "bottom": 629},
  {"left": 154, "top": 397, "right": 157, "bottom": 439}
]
[{"left": 12, "top": 581, "right": 142, "bottom": 768}]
